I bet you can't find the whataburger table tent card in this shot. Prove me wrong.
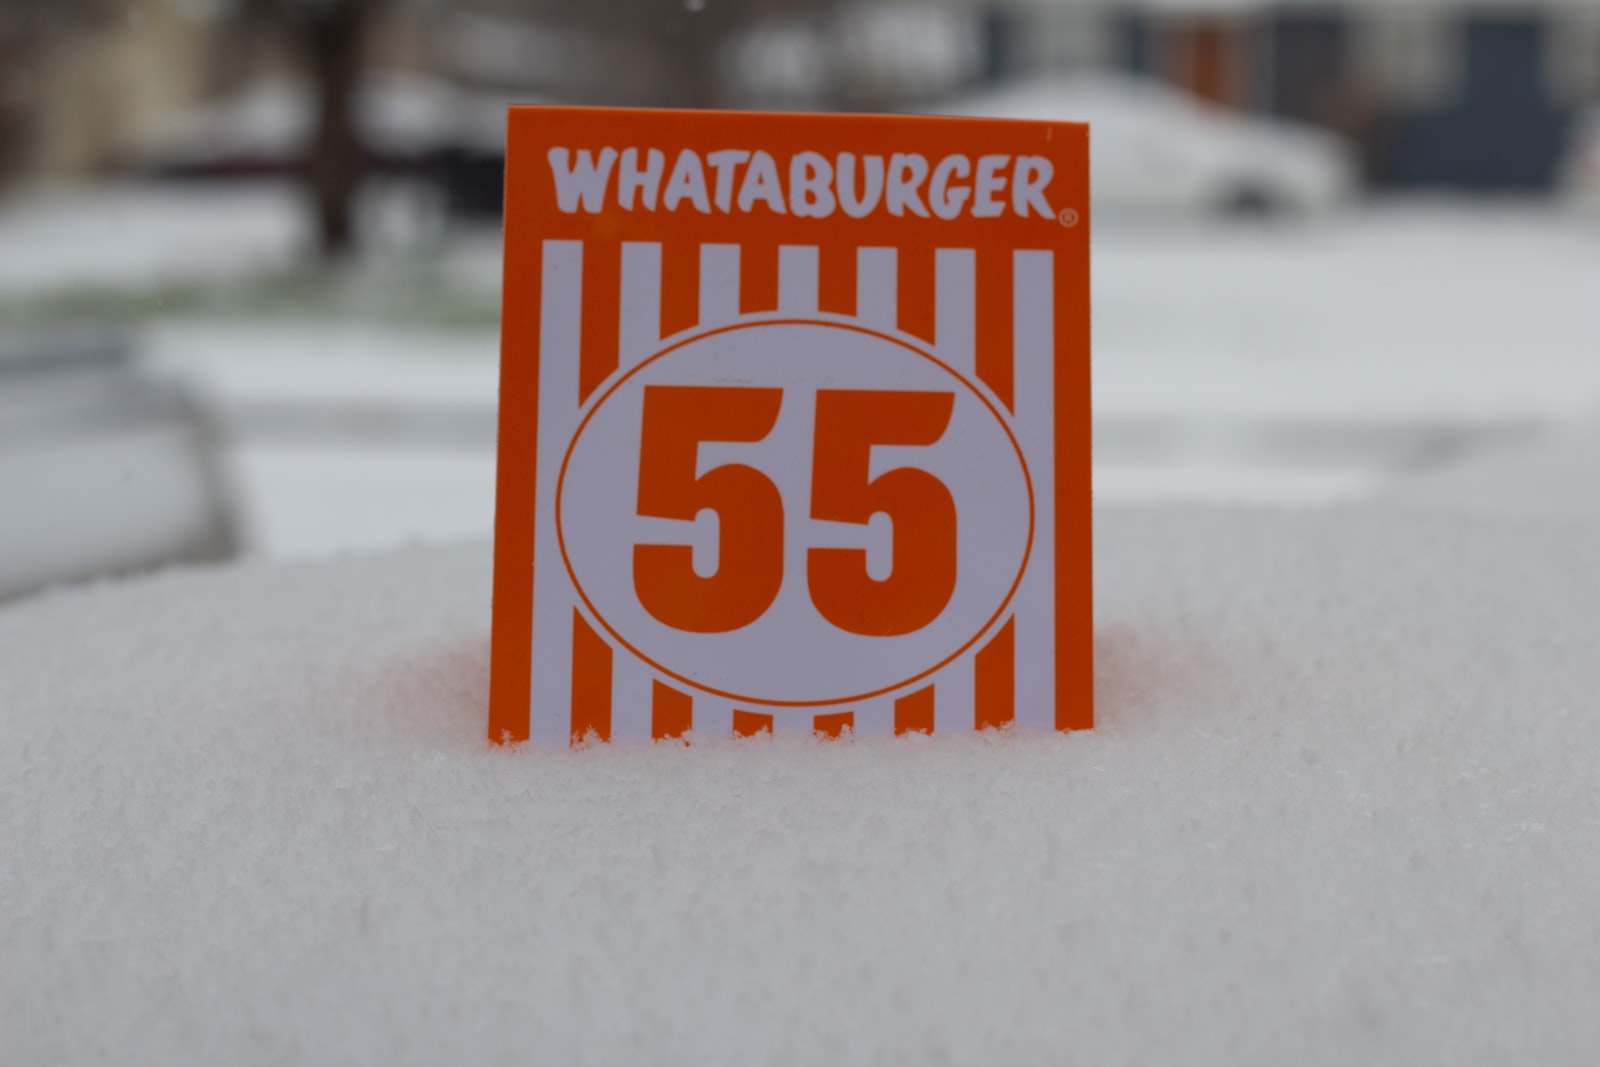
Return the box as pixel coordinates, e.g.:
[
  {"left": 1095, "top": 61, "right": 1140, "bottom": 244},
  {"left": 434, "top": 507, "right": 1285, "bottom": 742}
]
[{"left": 489, "top": 107, "right": 1090, "bottom": 745}]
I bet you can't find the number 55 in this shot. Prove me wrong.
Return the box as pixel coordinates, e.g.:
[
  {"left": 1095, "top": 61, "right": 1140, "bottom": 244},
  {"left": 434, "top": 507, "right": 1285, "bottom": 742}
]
[{"left": 633, "top": 385, "right": 957, "bottom": 636}]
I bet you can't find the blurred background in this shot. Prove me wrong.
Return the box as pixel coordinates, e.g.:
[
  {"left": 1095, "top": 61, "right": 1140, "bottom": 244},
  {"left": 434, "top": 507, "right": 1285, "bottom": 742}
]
[{"left": 1, "top": 0, "right": 1596, "bottom": 600}]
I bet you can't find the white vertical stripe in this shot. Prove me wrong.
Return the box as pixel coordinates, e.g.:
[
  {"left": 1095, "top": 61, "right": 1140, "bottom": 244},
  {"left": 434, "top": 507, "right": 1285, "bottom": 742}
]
[
  {"left": 619, "top": 241, "right": 662, "bottom": 369},
  {"left": 699, "top": 244, "right": 741, "bottom": 326},
  {"left": 778, "top": 245, "right": 819, "bottom": 313},
  {"left": 769, "top": 709, "right": 814, "bottom": 738},
  {"left": 935, "top": 655, "right": 976, "bottom": 734},
  {"left": 691, "top": 695, "right": 738, "bottom": 742},
  {"left": 530, "top": 240, "right": 585, "bottom": 745},
  {"left": 850, "top": 696, "right": 896, "bottom": 739},
  {"left": 1010, "top": 249, "right": 1057, "bottom": 730},
  {"left": 934, "top": 248, "right": 976, "bottom": 375},
  {"left": 856, "top": 247, "right": 897, "bottom": 330},
  {"left": 610, "top": 659, "right": 655, "bottom": 742}
]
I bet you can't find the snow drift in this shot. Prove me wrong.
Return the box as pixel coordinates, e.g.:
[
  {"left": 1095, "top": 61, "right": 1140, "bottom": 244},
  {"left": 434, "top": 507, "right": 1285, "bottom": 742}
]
[{"left": 4, "top": 503, "right": 1599, "bottom": 1065}]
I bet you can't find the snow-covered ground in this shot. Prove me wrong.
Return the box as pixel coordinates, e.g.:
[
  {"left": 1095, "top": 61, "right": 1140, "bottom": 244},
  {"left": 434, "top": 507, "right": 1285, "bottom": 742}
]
[
  {"left": 0, "top": 183, "right": 306, "bottom": 297},
  {"left": 6, "top": 183, "right": 1600, "bottom": 1063},
  {"left": 142, "top": 321, "right": 500, "bottom": 557},
  {"left": 6, "top": 490, "right": 1600, "bottom": 1064},
  {"left": 1391, "top": 419, "right": 1600, "bottom": 522}
]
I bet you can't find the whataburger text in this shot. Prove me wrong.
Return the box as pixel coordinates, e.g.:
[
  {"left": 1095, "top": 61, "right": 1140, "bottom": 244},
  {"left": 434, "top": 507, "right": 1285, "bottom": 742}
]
[{"left": 547, "top": 147, "right": 1058, "bottom": 221}]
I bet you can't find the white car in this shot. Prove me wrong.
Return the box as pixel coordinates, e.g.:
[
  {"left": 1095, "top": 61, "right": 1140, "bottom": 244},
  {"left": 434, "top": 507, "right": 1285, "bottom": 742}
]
[
  {"left": 925, "top": 72, "right": 1357, "bottom": 216},
  {"left": 1558, "top": 102, "right": 1600, "bottom": 213}
]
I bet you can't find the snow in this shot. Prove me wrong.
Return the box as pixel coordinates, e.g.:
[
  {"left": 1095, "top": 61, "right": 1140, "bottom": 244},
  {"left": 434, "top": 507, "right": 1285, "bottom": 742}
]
[
  {"left": 226, "top": 442, "right": 496, "bottom": 557},
  {"left": 5, "top": 498, "right": 1600, "bottom": 1064},
  {"left": 1091, "top": 204, "right": 1600, "bottom": 424},
  {"left": 142, "top": 322, "right": 499, "bottom": 556},
  {"left": 1392, "top": 419, "right": 1600, "bottom": 522},
  {"left": 1093, "top": 457, "right": 1389, "bottom": 503},
  {"left": 6, "top": 174, "right": 1600, "bottom": 1059},
  {"left": 146, "top": 321, "right": 499, "bottom": 412},
  {"left": 0, "top": 180, "right": 465, "bottom": 301},
  {"left": 0, "top": 184, "right": 304, "bottom": 297}
]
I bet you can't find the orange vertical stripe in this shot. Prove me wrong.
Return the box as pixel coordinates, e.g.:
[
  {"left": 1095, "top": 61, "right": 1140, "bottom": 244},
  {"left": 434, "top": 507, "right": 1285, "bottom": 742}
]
[
  {"left": 975, "top": 248, "right": 1014, "bottom": 411},
  {"left": 651, "top": 680, "right": 693, "bottom": 741},
  {"left": 660, "top": 241, "right": 700, "bottom": 338},
  {"left": 739, "top": 240, "right": 779, "bottom": 314},
  {"left": 486, "top": 228, "right": 542, "bottom": 745},
  {"left": 578, "top": 239, "right": 621, "bottom": 404},
  {"left": 732, "top": 710, "right": 773, "bottom": 737},
  {"left": 893, "top": 685, "right": 935, "bottom": 735},
  {"left": 896, "top": 245, "right": 937, "bottom": 345},
  {"left": 571, "top": 610, "right": 612, "bottom": 745},
  {"left": 1057, "top": 239, "right": 1094, "bottom": 732},
  {"left": 975, "top": 617, "right": 1015, "bottom": 731},
  {"left": 813, "top": 711, "right": 854, "bottom": 739},
  {"left": 817, "top": 244, "right": 856, "bottom": 316}
]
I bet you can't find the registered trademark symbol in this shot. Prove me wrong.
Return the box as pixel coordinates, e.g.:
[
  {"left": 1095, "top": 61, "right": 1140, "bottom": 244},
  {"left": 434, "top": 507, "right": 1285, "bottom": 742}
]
[{"left": 1058, "top": 207, "right": 1079, "bottom": 228}]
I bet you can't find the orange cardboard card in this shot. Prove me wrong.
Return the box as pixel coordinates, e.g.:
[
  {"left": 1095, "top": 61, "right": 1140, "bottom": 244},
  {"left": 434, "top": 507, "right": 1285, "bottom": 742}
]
[{"left": 488, "top": 107, "right": 1091, "bottom": 745}]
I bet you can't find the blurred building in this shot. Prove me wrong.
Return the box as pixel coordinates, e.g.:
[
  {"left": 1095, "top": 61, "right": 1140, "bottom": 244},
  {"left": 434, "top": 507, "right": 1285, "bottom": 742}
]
[
  {"left": 994, "top": 0, "right": 1600, "bottom": 189},
  {"left": 3, "top": 0, "right": 1597, "bottom": 197}
]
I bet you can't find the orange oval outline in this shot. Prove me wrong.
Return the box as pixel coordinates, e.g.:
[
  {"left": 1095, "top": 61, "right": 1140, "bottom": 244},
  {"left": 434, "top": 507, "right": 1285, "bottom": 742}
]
[{"left": 555, "top": 317, "right": 1035, "bottom": 708}]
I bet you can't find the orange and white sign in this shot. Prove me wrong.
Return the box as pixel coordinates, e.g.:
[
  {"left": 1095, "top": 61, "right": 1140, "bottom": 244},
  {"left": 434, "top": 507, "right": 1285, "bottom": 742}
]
[{"left": 488, "top": 107, "right": 1091, "bottom": 745}]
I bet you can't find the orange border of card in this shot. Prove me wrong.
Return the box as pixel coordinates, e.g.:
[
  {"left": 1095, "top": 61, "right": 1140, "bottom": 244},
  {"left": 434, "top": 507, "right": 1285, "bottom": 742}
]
[{"left": 488, "top": 107, "right": 1091, "bottom": 745}]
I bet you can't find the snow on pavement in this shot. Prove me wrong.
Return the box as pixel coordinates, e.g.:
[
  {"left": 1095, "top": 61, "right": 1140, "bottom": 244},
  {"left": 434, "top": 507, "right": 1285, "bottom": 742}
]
[{"left": 5, "top": 502, "right": 1599, "bottom": 1065}]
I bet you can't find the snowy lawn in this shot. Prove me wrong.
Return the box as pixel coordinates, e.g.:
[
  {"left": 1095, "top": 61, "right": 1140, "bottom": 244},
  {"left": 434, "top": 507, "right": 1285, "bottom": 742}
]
[
  {"left": 5, "top": 186, "right": 1600, "bottom": 1062},
  {"left": 5, "top": 185, "right": 1597, "bottom": 552},
  {"left": 0, "top": 183, "right": 305, "bottom": 298},
  {"left": 5, "top": 495, "right": 1600, "bottom": 1064},
  {"left": 1392, "top": 419, "right": 1600, "bottom": 523},
  {"left": 0, "top": 182, "right": 496, "bottom": 329}
]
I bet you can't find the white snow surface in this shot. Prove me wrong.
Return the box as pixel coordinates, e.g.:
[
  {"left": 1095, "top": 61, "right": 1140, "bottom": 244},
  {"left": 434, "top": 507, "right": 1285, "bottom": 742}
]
[
  {"left": 6, "top": 504, "right": 1600, "bottom": 1064},
  {"left": 1392, "top": 420, "right": 1600, "bottom": 523}
]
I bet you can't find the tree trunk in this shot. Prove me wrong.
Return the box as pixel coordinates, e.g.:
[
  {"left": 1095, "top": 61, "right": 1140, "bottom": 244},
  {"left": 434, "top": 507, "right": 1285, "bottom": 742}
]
[
  {"left": 297, "top": 0, "right": 372, "bottom": 261},
  {"left": 0, "top": 44, "right": 29, "bottom": 186}
]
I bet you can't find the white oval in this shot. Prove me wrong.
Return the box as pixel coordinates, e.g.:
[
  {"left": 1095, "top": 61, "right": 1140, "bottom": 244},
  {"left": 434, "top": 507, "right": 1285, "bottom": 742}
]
[{"left": 557, "top": 319, "right": 1032, "bottom": 707}]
